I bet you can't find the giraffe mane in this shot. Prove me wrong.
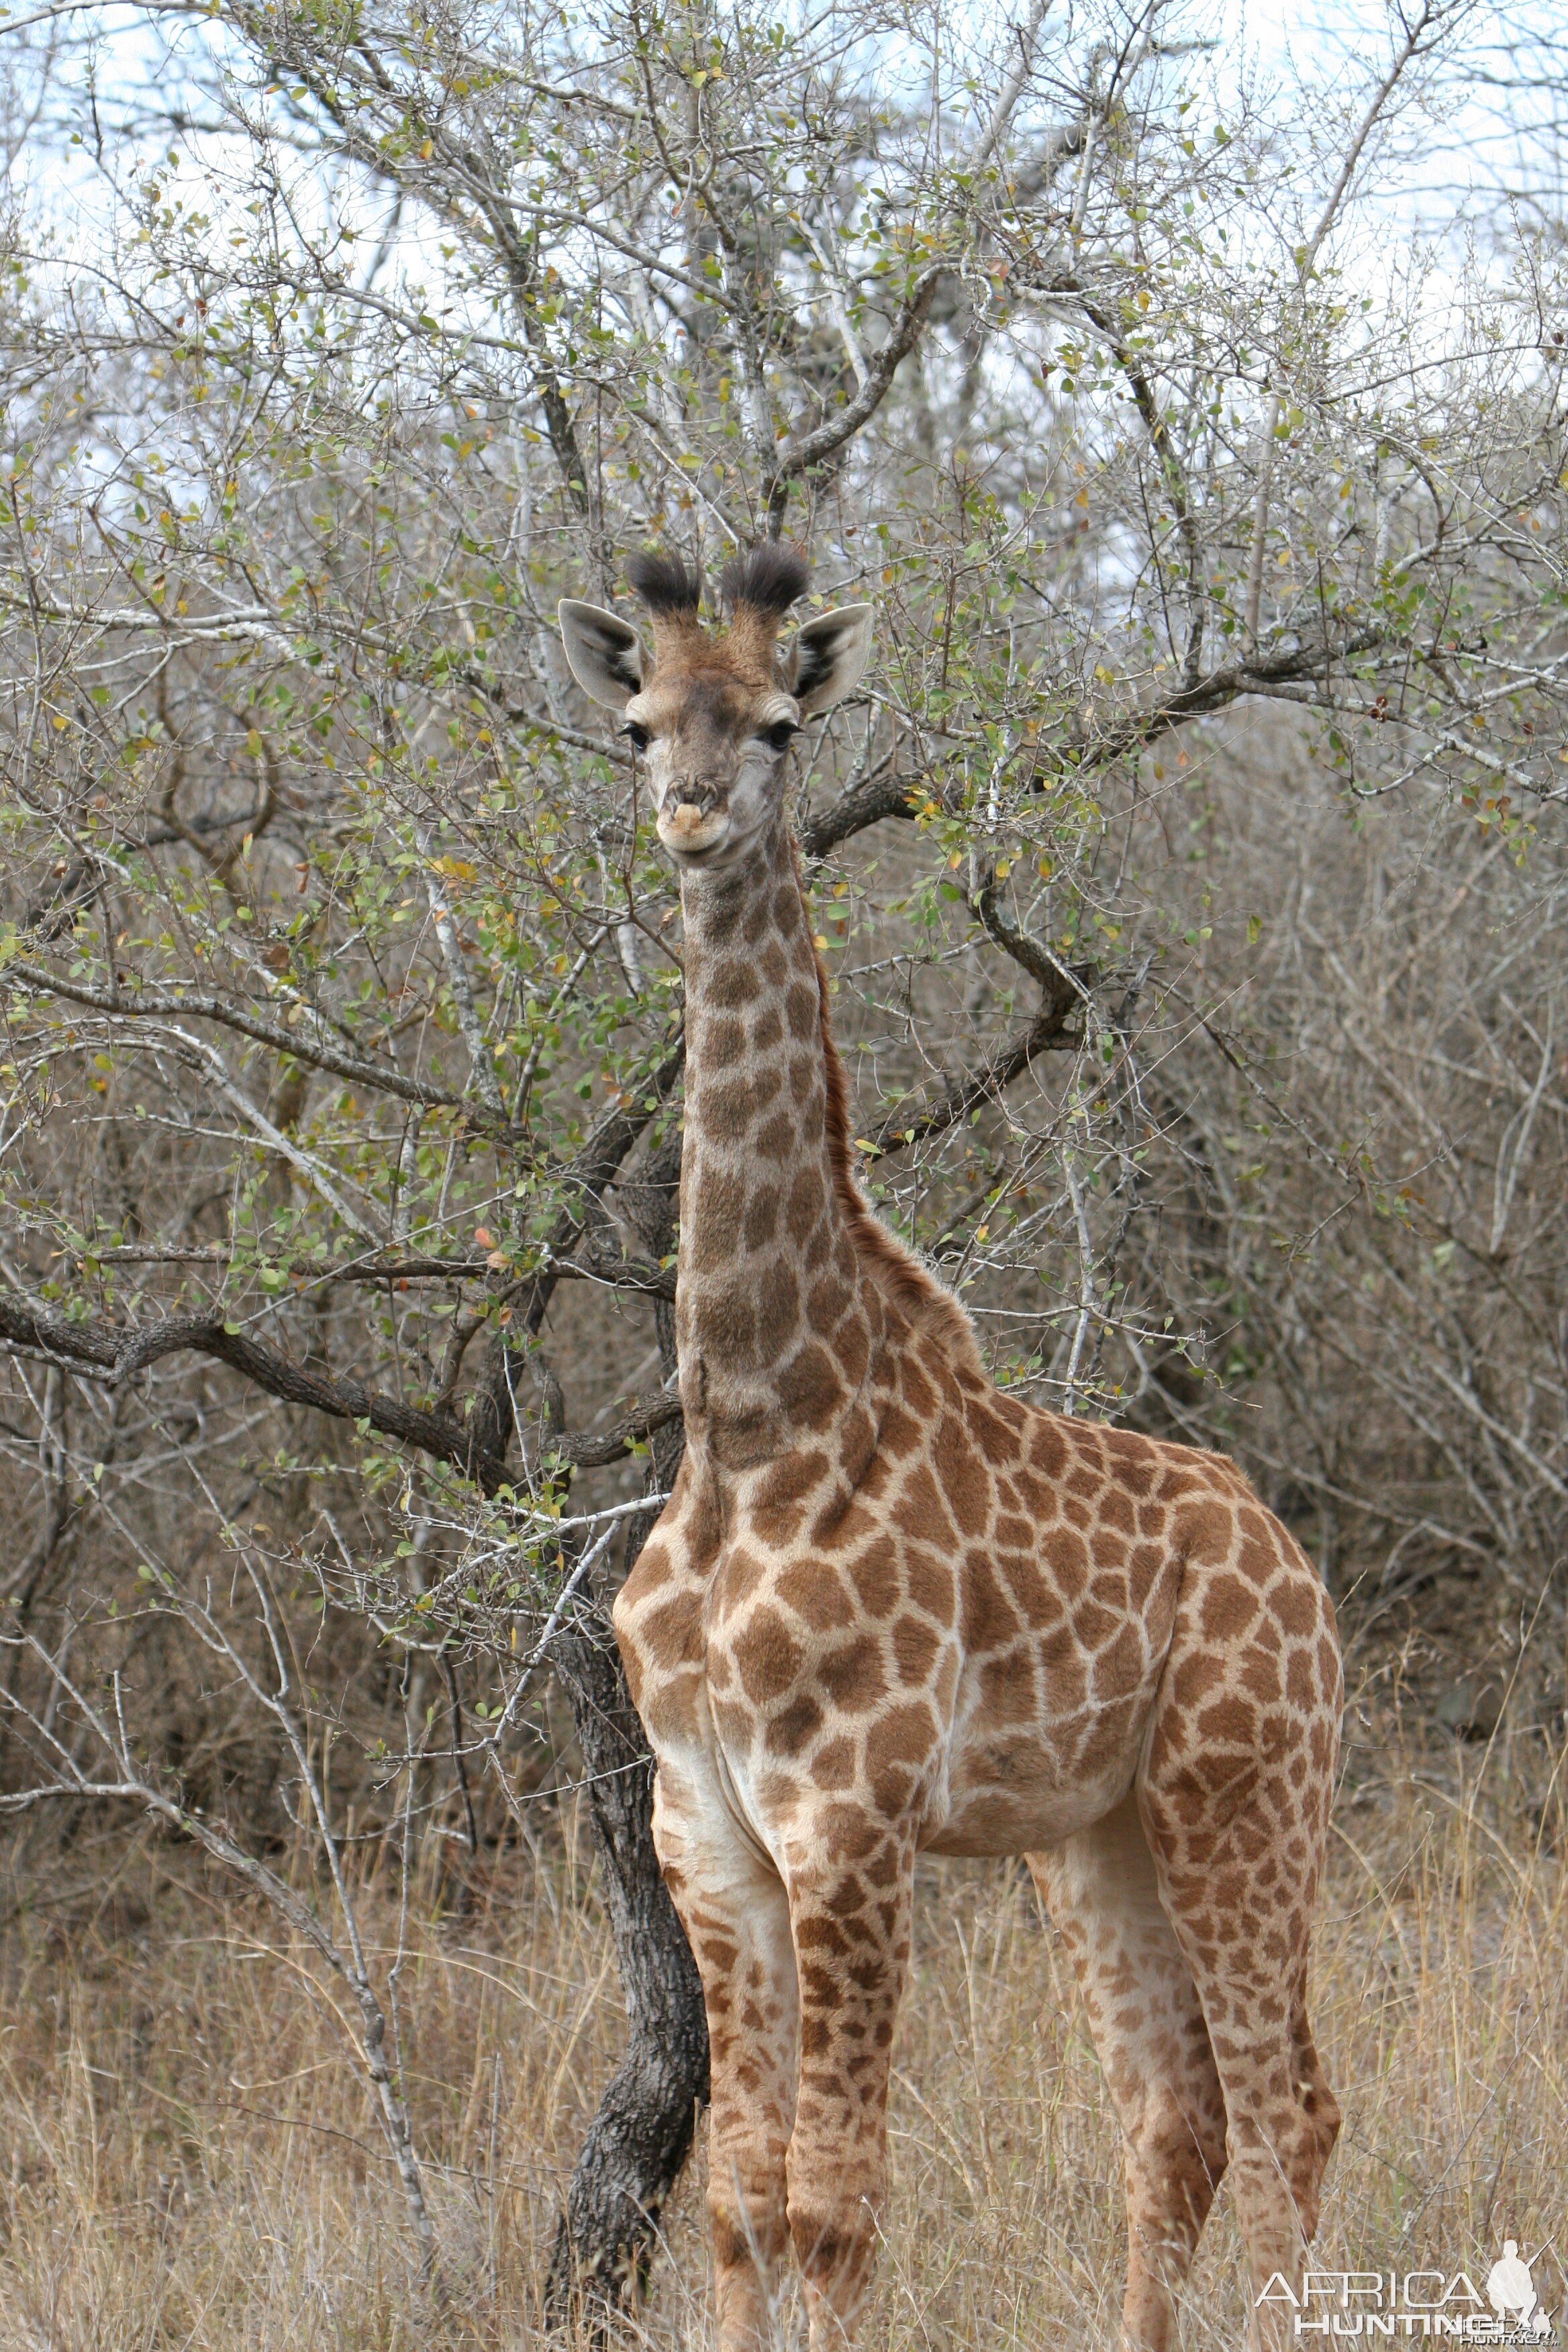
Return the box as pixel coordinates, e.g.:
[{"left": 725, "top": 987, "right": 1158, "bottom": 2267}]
[{"left": 791, "top": 840, "right": 987, "bottom": 1380}]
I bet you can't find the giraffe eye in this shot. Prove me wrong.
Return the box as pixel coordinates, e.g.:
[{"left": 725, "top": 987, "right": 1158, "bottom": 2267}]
[
  {"left": 621, "top": 721, "right": 650, "bottom": 754},
  {"left": 760, "top": 719, "right": 798, "bottom": 753}
]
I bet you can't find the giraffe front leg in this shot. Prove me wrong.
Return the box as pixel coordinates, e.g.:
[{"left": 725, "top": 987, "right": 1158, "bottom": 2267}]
[
  {"left": 783, "top": 1822, "right": 915, "bottom": 2349},
  {"left": 650, "top": 1757, "right": 797, "bottom": 2352}
]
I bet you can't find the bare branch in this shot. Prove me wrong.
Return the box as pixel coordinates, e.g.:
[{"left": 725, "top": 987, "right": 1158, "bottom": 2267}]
[
  {"left": 764, "top": 266, "right": 946, "bottom": 534},
  {"left": 0, "top": 1290, "right": 681, "bottom": 1486},
  {"left": 8, "top": 959, "right": 471, "bottom": 1116}
]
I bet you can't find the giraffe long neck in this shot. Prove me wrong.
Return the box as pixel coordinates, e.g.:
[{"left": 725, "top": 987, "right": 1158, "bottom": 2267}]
[{"left": 675, "top": 819, "right": 881, "bottom": 1473}]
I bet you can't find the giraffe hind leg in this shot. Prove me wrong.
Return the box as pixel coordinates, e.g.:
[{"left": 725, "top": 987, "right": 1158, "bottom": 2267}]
[
  {"left": 1144, "top": 1848, "right": 1338, "bottom": 2350},
  {"left": 1289, "top": 1983, "right": 1341, "bottom": 2236},
  {"left": 1030, "top": 1795, "right": 1230, "bottom": 2352},
  {"left": 1140, "top": 1731, "right": 1340, "bottom": 2344}
]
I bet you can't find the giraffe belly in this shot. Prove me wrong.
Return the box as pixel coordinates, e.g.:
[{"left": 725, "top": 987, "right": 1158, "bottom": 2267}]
[
  {"left": 911, "top": 1568, "right": 1173, "bottom": 1857},
  {"left": 922, "top": 1731, "right": 1144, "bottom": 1857}
]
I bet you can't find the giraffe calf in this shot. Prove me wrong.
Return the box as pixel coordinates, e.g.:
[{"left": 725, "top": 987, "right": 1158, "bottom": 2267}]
[{"left": 561, "top": 550, "right": 1342, "bottom": 2352}]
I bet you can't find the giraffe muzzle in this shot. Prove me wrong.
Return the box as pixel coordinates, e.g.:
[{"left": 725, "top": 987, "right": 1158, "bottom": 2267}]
[{"left": 658, "top": 792, "right": 733, "bottom": 863}]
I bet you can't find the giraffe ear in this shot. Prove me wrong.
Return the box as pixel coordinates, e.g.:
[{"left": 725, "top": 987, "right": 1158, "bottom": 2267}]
[
  {"left": 787, "top": 603, "right": 874, "bottom": 714},
  {"left": 558, "top": 599, "right": 645, "bottom": 709}
]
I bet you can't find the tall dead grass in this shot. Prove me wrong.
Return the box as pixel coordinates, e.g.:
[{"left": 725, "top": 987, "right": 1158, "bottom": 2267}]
[{"left": 1, "top": 1699, "right": 1564, "bottom": 2350}]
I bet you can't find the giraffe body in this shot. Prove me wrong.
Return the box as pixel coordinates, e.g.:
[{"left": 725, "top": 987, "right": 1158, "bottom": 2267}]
[{"left": 560, "top": 552, "right": 1342, "bottom": 2352}]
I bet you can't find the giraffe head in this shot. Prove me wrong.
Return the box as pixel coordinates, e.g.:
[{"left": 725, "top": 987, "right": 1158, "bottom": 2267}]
[{"left": 558, "top": 548, "right": 873, "bottom": 873}]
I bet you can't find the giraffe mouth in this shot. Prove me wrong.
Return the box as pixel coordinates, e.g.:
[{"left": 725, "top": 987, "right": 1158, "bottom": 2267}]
[{"left": 658, "top": 803, "right": 734, "bottom": 865}]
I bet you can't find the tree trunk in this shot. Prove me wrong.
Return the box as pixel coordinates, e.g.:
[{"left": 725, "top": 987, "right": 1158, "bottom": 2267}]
[
  {"left": 544, "top": 1458, "right": 708, "bottom": 2315},
  {"left": 546, "top": 1132, "right": 708, "bottom": 2320}
]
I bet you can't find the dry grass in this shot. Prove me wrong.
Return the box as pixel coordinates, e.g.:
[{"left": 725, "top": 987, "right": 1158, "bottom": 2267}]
[{"left": 1, "top": 1701, "right": 1565, "bottom": 2351}]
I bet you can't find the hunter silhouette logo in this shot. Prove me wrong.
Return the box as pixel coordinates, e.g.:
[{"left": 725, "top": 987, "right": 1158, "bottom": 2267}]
[
  {"left": 1257, "top": 2241, "right": 1557, "bottom": 2337},
  {"left": 1487, "top": 2244, "right": 1553, "bottom": 2340}
]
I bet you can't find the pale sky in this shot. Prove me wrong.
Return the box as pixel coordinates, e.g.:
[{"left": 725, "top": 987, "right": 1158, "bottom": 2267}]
[{"left": 3, "top": 1, "right": 1565, "bottom": 299}]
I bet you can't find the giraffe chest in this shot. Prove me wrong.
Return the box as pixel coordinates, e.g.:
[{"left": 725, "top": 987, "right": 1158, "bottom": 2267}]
[
  {"left": 614, "top": 1410, "right": 1197, "bottom": 1858},
  {"left": 643, "top": 1493, "right": 1177, "bottom": 1859}
]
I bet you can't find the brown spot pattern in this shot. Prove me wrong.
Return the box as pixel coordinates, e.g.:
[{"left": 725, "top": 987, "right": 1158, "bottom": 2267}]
[{"left": 599, "top": 636, "right": 1341, "bottom": 2352}]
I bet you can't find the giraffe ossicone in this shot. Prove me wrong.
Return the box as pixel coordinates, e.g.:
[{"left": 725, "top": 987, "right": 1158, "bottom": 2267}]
[{"left": 559, "top": 550, "right": 1342, "bottom": 2352}]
